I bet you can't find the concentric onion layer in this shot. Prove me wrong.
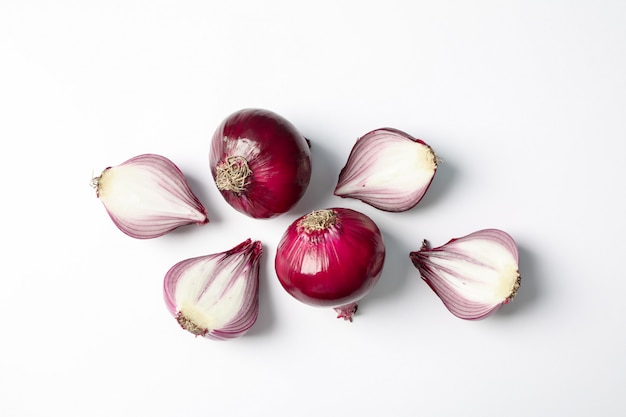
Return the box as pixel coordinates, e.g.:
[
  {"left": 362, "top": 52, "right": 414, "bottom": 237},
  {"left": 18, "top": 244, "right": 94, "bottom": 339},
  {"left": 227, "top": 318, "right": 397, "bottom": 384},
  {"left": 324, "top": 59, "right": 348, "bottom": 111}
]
[
  {"left": 410, "top": 229, "right": 521, "bottom": 320},
  {"left": 163, "top": 239, "right": 262, "bottom": 341},
  {"left": 94, "top": 154, "right": 208, "bottom": 239},
  {"left": 334, "top": 128, "right": 437, "bottom": 212}
]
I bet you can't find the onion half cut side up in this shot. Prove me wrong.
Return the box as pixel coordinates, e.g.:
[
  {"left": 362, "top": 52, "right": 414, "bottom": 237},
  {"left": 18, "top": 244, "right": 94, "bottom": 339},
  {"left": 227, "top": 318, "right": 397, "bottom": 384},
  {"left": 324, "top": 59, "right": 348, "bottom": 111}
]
[
  {"left": 163, "top": 239, "right": 262, "bottom": 340},
  {"left": 410, "top": 229, "right": 521, "bottom": 320},
  {"left": 92, "top": 153, "right": 208, "bottom": 239},
  {"left": 335, "top": 128, "right": 437, "bottom": 212}
]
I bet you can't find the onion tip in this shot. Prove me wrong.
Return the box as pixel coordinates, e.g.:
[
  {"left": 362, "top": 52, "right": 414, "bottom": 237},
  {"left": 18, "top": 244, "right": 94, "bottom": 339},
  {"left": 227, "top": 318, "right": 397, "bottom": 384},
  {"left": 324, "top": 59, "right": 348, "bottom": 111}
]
[{"left": 334, "top": 302, "right": 359, "bottom": 322}]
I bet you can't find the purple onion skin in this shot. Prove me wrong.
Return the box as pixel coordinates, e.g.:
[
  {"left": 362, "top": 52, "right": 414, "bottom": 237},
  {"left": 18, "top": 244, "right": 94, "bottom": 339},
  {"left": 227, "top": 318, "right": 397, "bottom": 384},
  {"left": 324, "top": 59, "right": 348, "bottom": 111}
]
[
  {"left": 210, "top": 108, "right": 312, "bottom": 219},
  {"left": 274, "top": 208, "right": 386, "bottom": 308}
]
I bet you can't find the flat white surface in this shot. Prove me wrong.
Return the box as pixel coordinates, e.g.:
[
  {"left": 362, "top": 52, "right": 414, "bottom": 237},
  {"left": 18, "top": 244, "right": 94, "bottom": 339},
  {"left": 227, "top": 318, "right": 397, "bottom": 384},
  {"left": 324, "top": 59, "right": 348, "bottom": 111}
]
[{"left": 2, "top": 1, "right": 625, "bottom": 416}]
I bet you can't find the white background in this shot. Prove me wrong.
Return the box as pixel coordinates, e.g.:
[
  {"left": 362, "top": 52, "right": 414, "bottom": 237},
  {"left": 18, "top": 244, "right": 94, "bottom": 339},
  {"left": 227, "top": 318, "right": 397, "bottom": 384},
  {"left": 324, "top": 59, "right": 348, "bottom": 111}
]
[{"left": 1, "top": 1, "right": 625, "bottom": 416}]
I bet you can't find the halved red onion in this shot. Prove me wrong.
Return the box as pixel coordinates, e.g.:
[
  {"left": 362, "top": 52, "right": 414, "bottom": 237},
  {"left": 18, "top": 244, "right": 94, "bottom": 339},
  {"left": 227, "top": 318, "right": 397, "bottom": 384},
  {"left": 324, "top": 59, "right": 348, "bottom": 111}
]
[
  {"left": 209, "top": 108, "right": 312, "bottom": 219},
  {"left": 92, "top": 154, "right": 208, "bottom": 239},
  {"left": 334, "top": 128, "right": 437, "bottom": 212},
  {"left": 410, "top": 229, "right": 521, "bottom": 320},
  {"left": 163, "top": 239, "right": 262, "bottom": 341},
  {"left": 274, "top": 208, "right": 385, "bottom": 321}
]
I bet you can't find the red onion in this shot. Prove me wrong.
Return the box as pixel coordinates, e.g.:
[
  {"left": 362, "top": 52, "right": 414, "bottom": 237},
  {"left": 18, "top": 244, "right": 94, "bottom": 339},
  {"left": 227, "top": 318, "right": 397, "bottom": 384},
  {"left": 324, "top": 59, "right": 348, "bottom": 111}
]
[
  {"left": 92, "top": 153, "right": 208, "bottom": 239},
  {"left": 334, "top": 128, "right": 438, "bottom": 212},
  {"left": 163, "top": 239, "right": 262, "bottom": 340},
  {"left": 209, "top": 108, "right": 312, "bottom": 219},
  {"left": 274, "top": 208, "right": 385, "bottom": 321},
  {"left": 410, "top": 229, "right": 521, "bottom": 320}
]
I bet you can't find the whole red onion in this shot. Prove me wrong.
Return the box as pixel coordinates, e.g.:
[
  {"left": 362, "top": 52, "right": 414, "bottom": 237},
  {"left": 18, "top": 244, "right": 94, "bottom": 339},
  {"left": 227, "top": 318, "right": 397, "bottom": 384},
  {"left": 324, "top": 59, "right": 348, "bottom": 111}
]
[
  {"left": 209, "top": 108, "right": 312, "bottom": 219},
  {"left": 274, "top": 207, "right": 386, "bottom": 321}
]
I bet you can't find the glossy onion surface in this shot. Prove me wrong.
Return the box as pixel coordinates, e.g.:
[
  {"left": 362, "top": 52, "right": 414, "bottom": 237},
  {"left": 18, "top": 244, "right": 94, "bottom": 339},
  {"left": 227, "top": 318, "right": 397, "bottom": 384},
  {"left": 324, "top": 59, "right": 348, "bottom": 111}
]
[
  {"left": 209, "top": 108, "right": 312, "bottom": 219},
  {"left": 274, "top": 208, "right": 385, "bottom": 312}
]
